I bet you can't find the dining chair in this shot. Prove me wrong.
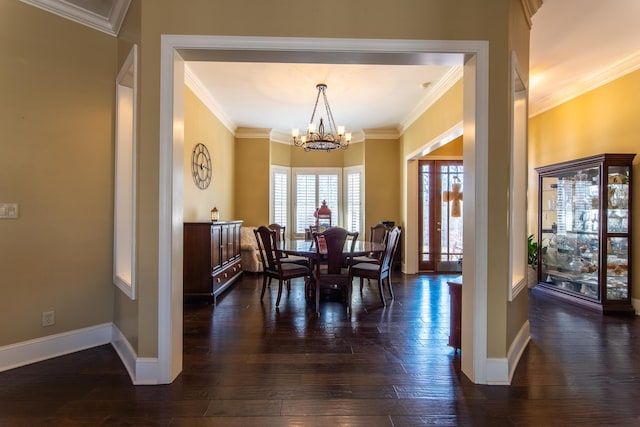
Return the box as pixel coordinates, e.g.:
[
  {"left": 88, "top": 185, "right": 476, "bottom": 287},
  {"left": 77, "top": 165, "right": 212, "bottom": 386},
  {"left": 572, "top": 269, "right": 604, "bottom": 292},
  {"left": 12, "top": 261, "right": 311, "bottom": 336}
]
[
  {"left": 351, "top": 226, "right": 401, "bottom": 307},
  {"left": 268, "top": 223, "right": 309, "bottom": 267},
  {"left": 254, "top": 225, "right": 311, "bottom": 307},
  {"left": 353, "top": 223, "right": 388, "bottom": 265},
  {"left": 311, "top": 227, "right": 359, "bottom": 316}
]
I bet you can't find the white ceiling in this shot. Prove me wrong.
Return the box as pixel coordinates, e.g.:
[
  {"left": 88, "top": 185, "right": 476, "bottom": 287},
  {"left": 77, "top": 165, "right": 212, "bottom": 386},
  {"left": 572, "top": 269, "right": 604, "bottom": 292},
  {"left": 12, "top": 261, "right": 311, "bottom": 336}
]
[{"left": 23, "top": 0, "right": 640, "bottom": 139}]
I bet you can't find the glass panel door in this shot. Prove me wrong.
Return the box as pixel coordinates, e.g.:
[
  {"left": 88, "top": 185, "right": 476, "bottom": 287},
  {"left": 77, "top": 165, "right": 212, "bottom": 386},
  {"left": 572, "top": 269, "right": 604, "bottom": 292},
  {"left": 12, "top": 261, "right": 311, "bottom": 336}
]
[{"left": 419, "top": 160, "right": 463, "bottom": 272}]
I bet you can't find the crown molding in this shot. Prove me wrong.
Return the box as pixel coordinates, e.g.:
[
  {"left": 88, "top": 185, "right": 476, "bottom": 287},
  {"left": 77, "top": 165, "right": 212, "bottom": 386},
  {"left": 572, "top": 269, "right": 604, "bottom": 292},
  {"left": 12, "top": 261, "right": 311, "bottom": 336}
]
[
  {"left": 235, "top": 128, "right": 272, "bottom": 139},
  {"left": 398, "top": 66, "right": 463, "bottom": 135},
  {"left": 20, "top": 0, "right": 131, "bottom": 36},
  {"left": 530, "top": 51, "right": 640, "bottom": 117},
  {"left": 520, "top": 0, "right": 544, "bottom": 29},
  {"left": 184, "top": 64, "right": 237, "bottom": 134},
  {"left": 362, "top": 128, "right": 401, "bottom": 140}
]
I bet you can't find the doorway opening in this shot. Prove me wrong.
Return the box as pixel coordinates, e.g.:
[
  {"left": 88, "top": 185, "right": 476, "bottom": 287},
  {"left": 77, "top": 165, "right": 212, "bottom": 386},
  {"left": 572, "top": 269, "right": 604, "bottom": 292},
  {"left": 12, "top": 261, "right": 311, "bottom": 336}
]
[
  {"left": 160, "top": 36, "right": 490, "bottom": 385},
  {"left": 419, "top": 160, "right": 463, "bottom": 272}
]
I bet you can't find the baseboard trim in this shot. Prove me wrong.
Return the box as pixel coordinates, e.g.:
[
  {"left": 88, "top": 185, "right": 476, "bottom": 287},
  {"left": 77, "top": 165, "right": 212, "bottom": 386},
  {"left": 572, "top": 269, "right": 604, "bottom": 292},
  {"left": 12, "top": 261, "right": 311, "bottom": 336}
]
[
  {"left": 485, "top": 320, "right": 530, "bottom": 385},
  {"left": 0, "top": 323, "right": 159, "bottom": 385},
  {"left": 0, "top": 323, "right": 112, "bottom": 372},
  {"left": 111, "top": 325, "right": 160, "bottom": 385}
]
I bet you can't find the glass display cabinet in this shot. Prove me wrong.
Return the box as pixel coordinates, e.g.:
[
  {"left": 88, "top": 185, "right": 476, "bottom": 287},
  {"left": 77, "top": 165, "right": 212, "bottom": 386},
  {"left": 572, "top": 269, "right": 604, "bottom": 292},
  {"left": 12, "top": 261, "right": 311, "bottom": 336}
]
[{"left": 535, "top": 153, "right": 635, "bottom": 313}]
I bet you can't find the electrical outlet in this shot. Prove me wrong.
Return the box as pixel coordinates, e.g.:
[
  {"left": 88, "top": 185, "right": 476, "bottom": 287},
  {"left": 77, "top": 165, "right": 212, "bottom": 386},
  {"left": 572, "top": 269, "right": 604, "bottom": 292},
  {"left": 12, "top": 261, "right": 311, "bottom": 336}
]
[{"left": 42, "top": 311, "right": 55, "bottom": 327}]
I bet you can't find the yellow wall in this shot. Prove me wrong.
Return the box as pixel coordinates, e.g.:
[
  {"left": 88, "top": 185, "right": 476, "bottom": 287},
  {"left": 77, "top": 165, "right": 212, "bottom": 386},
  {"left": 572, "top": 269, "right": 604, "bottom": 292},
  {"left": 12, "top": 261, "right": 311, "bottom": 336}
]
[
  {"left": 529, "top": 68, "right": 640, "bottom": 305},
  {"left": 290, "top": 146, "right": 345, "bottom": 167},
  {"left": 422, "top": 136, "right": 463, "bottom": 158},
  {"left": 343, "top": 141, "right": 365, "bottom": 167},
  {"left": 184, "top": 87, "right": 235, "bottom": 222},
  {"left": 0, "top": 1, "right": 117, "bottom": 345},
  {"left": 365, "top": 139, "right": 401, "bottom": 233},
  {"left": 270, "top": 141, "right": 291, "bottom": 167},
  {"left": 402, "top": 81, "right": 464, "bottom": 158},
  {"left": 234, "top": 138, "right": 271, "bottom": 226}
]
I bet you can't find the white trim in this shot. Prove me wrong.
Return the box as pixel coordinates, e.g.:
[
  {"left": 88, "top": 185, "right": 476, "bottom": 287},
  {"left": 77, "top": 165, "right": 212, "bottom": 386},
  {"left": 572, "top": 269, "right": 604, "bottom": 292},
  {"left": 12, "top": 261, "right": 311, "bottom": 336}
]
[
  {"left": 184, "top": 64, "right": 237, "bottom": 134},
  {"left": 19, "top": 0, "right": 131, "bottom": 36},
  {"left": 530, "top": 51, "right": 640, "bottom": 117},
  {"left": 632, "top": 297, "right": 640, "bottom": 315},
  {"left": 0, "top": 323, "right": 112, "bottom": 373},
  {"left": 462, "top": 48, "right": 490, "bottom": 384},
  {"left": 406, "top": 122, "right": 463, "bottom": 160},
  {"left": 343, "top": 165, "right": 365, "bottom": 237},
  {"left": 110, "top": 324, "right": 137, "bottom": 381},
  {"left": 486, "top": 319, "right": 531, "bottom": 385},
  {"left": 159, "top": 38, "right": 185, "bottom": 385},
  {"left": 509, "top": 51, "right": 528, "bottom": 302},
  {"left": 159, "top": 35, "right": 491, "bottom": 385},
  {"left": 110, "top": 324, "right": 160, "bottom": 385},
  {"left": 236, "top": 128, "right": 272, "bottom": 139},
  {"left": 486, "top": 358, "right": 510, "bottom": 385},
  {"left": 0, "top": 323, "right": 162, "bottom": 386},
  {"left": 113, "top": 44, "right": 137, "bottom": 300},
  {"left": 399, "top": 67, "right": 463, "bottom": 134},
  {"left": 507, "top": 320, "right": 531, "bottom": 383},
  {"left": 362, "top": 128, "right": 401, "bottom": 140},
  {"left": 270, "top": 165, "right": 291, "bottom": 229}
]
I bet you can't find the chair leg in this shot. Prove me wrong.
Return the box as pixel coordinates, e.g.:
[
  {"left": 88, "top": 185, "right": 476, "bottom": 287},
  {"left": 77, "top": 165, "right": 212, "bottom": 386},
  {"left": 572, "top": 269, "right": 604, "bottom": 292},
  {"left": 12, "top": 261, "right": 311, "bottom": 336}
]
[
  {"left": 359, "top": 277, "right": 364, "bottom": 292},
  {"left": 276, "top": 279, "right": 284, "bottom": 306},
  {"left": 346, "top": 282, "right": 352, "bottom": 313},
  {"left": 260, "top": 274, "right": 268, "bottom": 300},
  {"left": 316, "top": 282, "right": 321, "bottom": 316},
  {"left": 378, "top": 278, "right": 386, "bottom": 306},
  {"left": 387, "top": 275, "right": 395, "bottom": 299}
]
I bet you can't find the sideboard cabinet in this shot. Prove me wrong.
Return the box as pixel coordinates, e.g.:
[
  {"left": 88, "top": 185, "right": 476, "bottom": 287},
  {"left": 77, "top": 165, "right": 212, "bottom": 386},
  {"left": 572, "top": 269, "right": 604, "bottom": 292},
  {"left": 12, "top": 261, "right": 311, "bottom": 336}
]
[
  {"left": 535, "top": 153, "right": 634, "bottom": 313},
  {"left": 183, "top": 221, "right": 243, "bottom": 303}
]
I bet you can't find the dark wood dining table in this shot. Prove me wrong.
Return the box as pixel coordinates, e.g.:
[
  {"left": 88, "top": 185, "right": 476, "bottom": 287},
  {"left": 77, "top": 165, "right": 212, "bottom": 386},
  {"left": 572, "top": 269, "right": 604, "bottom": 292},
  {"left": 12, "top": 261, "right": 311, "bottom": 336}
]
[
  {"left": 277, "top": 239, "right": 384, "bottom": 258},
  {"left": 277, "top": 239, "right": 385, "bottom": 301}
]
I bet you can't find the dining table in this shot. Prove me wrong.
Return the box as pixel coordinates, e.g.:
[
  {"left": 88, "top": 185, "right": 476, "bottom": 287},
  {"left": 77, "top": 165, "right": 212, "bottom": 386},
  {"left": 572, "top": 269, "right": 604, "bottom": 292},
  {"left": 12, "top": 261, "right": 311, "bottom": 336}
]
[
  {"left": 277, "top": 238, "right": 386, "bottom": 302},
  {"left": 277, "top": 238, "right": 385, "bottom": 258}
]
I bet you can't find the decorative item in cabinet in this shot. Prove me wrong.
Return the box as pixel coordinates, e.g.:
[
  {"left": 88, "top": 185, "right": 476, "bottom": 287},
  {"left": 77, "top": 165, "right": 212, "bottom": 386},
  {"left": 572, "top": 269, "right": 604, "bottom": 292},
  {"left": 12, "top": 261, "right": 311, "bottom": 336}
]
[
  {"left": 535, "top": 153, "right": 634, "bottom": 314},
  {"left": 183, "top": 221, "right": 243, "bottom": 303}
]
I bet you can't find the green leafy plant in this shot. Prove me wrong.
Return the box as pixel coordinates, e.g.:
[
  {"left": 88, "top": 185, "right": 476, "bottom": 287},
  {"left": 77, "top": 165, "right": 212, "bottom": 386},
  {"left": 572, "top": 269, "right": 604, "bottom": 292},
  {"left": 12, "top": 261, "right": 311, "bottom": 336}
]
[{"left": 527, "top": 234, "right": 539, "bottom": 268}]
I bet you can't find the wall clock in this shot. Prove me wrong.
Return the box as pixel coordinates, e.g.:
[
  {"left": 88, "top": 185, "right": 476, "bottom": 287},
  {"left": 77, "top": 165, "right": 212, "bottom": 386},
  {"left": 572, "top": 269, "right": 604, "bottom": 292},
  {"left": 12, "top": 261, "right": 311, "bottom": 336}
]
[{"left": 191, "top": 143, "right": 212, "bottom": 189}]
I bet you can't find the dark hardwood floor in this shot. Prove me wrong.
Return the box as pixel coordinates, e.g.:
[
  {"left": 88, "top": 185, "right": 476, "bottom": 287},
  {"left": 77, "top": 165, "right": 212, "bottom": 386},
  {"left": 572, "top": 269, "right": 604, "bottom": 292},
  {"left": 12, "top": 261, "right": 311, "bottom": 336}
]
[{"left": 2, "top": 273, "right": 640, "bottom": 426}]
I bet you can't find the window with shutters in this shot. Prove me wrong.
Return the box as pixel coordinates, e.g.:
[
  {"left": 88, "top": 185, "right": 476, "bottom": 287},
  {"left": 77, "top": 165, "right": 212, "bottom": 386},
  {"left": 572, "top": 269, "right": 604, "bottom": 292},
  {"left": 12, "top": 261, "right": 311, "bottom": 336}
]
[
  {"left": 344, "top": 166, "right": 363, "bottom": 234},
  {"left": 271, "top": 166, "right": 289, "bottom": 230},
  {"left": 271, "top": 166, "right": 363, "bottom": 239}
]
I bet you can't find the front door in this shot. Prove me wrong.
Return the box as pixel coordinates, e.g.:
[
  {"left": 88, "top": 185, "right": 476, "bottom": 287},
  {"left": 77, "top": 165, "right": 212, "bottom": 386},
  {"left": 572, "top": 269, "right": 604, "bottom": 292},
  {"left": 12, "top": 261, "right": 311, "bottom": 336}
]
[{"left": 418, "top": 160, "right": 463, "bottom": 272}]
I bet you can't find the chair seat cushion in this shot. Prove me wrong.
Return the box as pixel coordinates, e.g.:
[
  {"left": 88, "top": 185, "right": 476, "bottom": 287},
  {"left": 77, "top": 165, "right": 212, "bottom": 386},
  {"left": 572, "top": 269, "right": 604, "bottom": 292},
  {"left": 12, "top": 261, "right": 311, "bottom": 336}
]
[
  {"left": 281, "top": 263, "right": 310, "bottom": 277},
  {"left": 352, "top": 262, "right": 381, "bottom": 273},
  {"left": 352, "top": 255, "right": 379, "bottom": 264},
  {"left": 280, "top": 255, "right": 309, "bottom": 265}
]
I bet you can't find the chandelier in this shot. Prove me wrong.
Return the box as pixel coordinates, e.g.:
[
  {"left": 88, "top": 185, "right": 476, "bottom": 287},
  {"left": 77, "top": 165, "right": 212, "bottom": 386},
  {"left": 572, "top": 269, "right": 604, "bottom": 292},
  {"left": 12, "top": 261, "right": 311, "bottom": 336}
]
[{"left": 291, "top": 83, "right": 352, "bottom": 151}]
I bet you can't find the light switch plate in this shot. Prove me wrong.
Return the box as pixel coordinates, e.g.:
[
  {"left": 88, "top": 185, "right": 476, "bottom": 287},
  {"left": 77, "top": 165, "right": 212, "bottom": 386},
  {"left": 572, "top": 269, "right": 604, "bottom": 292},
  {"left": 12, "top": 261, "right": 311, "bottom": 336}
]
[{"left": 0, "top": 203, "right": 19, "bottom": 219}]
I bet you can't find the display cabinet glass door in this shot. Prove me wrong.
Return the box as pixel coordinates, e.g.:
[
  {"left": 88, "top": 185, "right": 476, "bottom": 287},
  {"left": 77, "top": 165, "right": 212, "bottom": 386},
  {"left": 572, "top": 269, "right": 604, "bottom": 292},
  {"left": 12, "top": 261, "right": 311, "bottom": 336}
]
[
  {"left": 539, "top": 167, "right": 600, "bottom": 300},
  {"left": 605, "top": 165, "right": 630, "bottom": 301}
]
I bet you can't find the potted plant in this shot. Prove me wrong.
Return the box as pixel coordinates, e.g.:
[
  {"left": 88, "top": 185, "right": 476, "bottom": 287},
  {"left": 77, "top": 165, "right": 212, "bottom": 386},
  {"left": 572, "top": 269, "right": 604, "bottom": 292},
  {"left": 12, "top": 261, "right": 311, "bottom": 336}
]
[{"left": 527, "top": 234, "right": 539, "bottom": 288}]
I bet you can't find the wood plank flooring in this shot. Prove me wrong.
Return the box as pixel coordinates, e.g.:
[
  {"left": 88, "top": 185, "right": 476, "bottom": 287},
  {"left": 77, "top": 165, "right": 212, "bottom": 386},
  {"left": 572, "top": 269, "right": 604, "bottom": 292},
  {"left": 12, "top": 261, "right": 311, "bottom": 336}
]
[{"left": 1, "top": 273, "right": 640, "bottom": 426}]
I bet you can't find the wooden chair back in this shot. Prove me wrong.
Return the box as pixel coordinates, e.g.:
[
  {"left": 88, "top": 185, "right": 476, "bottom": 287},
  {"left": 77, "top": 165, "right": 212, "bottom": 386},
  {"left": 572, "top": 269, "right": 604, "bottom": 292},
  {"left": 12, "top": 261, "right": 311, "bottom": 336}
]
[
  {"left": 254, "top": 225, "right": 280, "bottom": 272},
  {"left": 267, "top": 223, "right": 286, "bottom": 243},
  {"left": 381, "top": 226, "right": 401, "bottom": 272}
]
